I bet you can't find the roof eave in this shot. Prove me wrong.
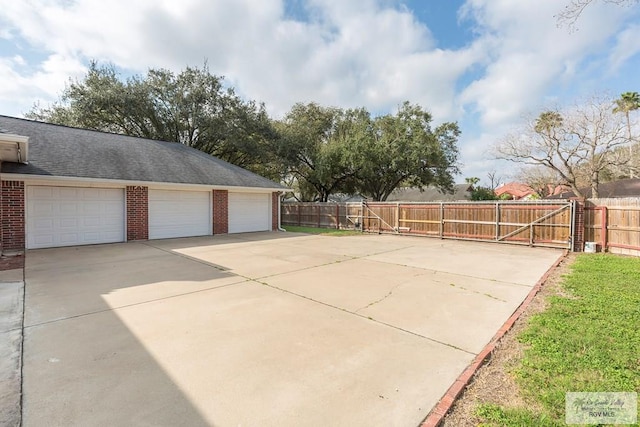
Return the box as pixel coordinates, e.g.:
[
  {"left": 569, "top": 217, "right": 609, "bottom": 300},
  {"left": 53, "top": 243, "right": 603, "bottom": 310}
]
[
  {"left": 0, "top": 134, "right": 29, "bottom": 164},
  {"left": 0, "top": 172, "right": 292, "bottom": 192}
]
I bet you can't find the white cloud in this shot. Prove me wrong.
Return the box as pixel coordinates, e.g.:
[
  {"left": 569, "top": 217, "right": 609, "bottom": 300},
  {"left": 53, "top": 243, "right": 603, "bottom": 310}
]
[
  {"left": 0, "top": 0, "right": 638, "bottom": 178},
  {"left": 0, "top": 54, "right": 86, "bottom": 116},
  {"left": 608, "top": 23, "right": 640, "bottom": 71},
  {"left": 0, "top": 0, "right": 476, "bottom": 119},
  {"left": 458, "top": 0, "right": 627, "bottom": 128}
]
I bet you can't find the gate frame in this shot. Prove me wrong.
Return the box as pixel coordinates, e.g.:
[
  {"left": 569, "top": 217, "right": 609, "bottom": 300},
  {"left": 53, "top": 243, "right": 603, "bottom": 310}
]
[{"left": 360, "top": 199, "right": 574, "bottom": 250}]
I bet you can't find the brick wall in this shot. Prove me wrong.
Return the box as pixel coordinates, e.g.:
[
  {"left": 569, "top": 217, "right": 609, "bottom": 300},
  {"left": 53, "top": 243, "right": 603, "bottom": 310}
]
[
  {"left": 126, "top": 186, "right": 148, "bottom": 241},
  {"left": 213, "top": 190, "right": 228, "bottom": 234},
  {"left": 272, "top": 192, "right": 279, "bottom": 231},
  {"left": 1, "top": 180, "right": 25, "bottom": 251}
]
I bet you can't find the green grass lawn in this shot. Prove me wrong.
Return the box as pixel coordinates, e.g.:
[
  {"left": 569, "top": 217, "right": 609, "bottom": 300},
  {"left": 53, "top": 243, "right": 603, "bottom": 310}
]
[
  {"left": 282, "top": 225, "right": 362, "bottom": 236},
  {"left": 476, "top": 254, "right": 640, "bottom": 426}
]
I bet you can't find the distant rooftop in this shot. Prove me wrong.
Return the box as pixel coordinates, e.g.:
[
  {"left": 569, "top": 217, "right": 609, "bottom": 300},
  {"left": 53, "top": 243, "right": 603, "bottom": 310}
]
[
  {"left": 495, "top": 182, "right": 537, "bottom": 199},
  {"left": 386, "top": 184, "right": 472, "bottom": 202},
  {"left": 546, "top": 178, "right": 640, "bottom": 199}
]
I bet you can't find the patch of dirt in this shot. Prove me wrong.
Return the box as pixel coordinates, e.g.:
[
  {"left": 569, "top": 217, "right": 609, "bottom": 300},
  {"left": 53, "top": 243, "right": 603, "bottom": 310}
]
[
  {"left": 441, "top": 254, "right": 576, "bottom": 427},
  {"left": 0, "top": 253, "right": 24, "bottom": 272}
]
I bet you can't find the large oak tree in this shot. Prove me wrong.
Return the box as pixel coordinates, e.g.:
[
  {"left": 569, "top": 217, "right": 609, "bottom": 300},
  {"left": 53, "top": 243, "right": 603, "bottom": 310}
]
[
  {"left": 349, "top": 102, "right": 460, "bottom": 201},
  {"left": 275, "top": 102, "right": 460, "bottom": 202},
  {"left": 274, "top": 103, "right": 357, "bottom": 202},
  {"left": 27, "top": 62, "right": 280, "bottom": 178}
]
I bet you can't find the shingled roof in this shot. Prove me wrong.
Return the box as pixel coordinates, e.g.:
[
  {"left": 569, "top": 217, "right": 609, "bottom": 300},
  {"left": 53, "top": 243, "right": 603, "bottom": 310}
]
[
  {"left": 386, "top": 184, "right": 472, "bottom": 202},
  {"left": 546, "top": 178, "right": 640, "bottom": 199},
  {"left": 0, "top": 115, "right": 285, "bottom": 190},
  {"left": 494, "top": 182, "right": 537, "bottom": 199}
]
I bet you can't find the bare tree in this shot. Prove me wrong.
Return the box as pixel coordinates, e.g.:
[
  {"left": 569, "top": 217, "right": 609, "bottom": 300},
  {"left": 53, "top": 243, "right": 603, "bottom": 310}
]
[
  {"left": 486, "top": 170, "right": 504, "bottom": 190},
  {"left": 557, "top": 0, "right": 639, "bottom": 30},
  {"left": 516, "top": 166, "right": 566, "bottom": 197},
  {"left": 494, "top": 96, "right": 629, "bottom": 198}
]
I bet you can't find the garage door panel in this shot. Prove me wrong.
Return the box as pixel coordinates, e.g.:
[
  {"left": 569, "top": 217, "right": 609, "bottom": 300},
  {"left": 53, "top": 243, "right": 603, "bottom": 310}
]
[
  {"left": 60, "top": 203, "right": 78, "bottom": 215},
  {"left": 30, "top": 187, "right": 51, "bottom": 198},
  {"left": 60, "top": 233, "right": 79, "bottom": 244},
  {"left": 58, "top": 187, "right": 80, "bottom": 199},
  {"left": 104, "top": 216, "right": 122, "bottom": 226},
  {"left": 27, "top": 186, "right": 125, "bottom": 249},
  {"left": 60, "top": 218, "right": 79, "bottom": 228},
  {"left": 228, "top": 193, "right": 271, "bottom": 234},
  {"left": 148, "top": 190, "right": 211, "bottom": 239},
  {"left": 32, "top": 203, "right": 53, "bottom": 215},
  {"left": 83, "top": 202, "right": 101, "bottom": 214},
  {"left": 104, "top": 204, "right": 123, "bottom": 215},
  {"left": 83, "top": 217, "right": 100, "bottom": 227},
  {"left": 33, "top": 218, "right": 54, "bottom": 231},
  {"left": 32, "top": 235, "right": 53, "bottom": 247}
]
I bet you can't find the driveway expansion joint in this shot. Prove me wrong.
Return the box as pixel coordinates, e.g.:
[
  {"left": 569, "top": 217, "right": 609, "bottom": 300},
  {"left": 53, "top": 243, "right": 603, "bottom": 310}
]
[
  {"left": 362, "top": 257, "right": 535, "bottom": 288},
  {"left": 255, "top": 278, "right": 476, "bottom": 356},
  {"left": 252, "top": 244, "right": 420, "bottom": 281},
  {"left": 23, "top": 279, "right": 250, "bottom": 329}
]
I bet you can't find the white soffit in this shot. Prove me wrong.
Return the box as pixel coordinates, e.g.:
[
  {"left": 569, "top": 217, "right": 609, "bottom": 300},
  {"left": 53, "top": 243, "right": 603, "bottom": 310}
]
[{"left": 0, "top": 133, "right": 29, "bottom": 163}]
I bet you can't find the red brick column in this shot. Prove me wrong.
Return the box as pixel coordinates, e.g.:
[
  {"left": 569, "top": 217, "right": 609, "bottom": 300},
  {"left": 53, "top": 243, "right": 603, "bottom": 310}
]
[
  {"left": 272, "top": 192, "right": 279, "bottom": 231},
  {"left": 1, "top": 180, "right": 25, "bottom": 251},
  {"left": 573, "top": 199, "right": 585, "bottom": 252},
  {"left": 126, "top": 186, "right": 148, "bottom": 241},
  {"left": 213, "top": 190, "right": 228, "bottom": 234}
]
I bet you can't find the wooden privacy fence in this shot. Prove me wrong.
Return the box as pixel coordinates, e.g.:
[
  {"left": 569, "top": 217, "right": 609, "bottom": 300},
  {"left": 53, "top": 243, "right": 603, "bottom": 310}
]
[
  {"left": 281, "top": 202, "right": 363, "bottom": 230},
  {"left": 584, "top": 198, "right": 640, "bottom": 256},
  {"left": 282, "top": 200, "right": 574, "bottom": 250}
]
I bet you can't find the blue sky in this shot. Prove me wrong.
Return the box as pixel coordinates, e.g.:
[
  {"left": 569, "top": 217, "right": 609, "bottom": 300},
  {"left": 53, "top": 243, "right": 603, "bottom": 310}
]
[{"left": 0, "top": 0, "right": 639, "bottom": 183}]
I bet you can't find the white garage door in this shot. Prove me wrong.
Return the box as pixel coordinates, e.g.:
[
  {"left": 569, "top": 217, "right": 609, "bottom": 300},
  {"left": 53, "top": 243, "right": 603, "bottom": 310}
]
[
  {"left": 27, "top": 186, "right": 125, "bottom": 249},
  {"left": 148, "top": 189, "right": 211, "bottom": 239},
  {"left": 228, "top": 192, "right": 271, "bottom": 233}
]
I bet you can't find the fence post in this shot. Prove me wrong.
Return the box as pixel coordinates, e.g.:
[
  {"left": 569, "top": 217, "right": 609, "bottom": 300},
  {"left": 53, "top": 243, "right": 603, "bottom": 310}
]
[
  {"left": 317, "top": 204, "right": 321, "bottom": 228},
  {"left": 601, "top": 206, "right": 608, "bottom": 252},
  {"left": 336, "top": 204, "right": 340, "bottom": 230},
  {"left": 495, "top": 202, "right": 500, "bottom": 241},
  {"left": 396, "top": 202, "right": 400, "bottom": 232},
  {"left": 297, "top": 204, "right": 301, "bottom": 226},
  {"left": 439, "top": 203, "right": 444, "bottom": 238},
  {"left": 573, "top": 199, "right": 585, "bottom": 252},
  {"left": 529, "top": 223, "right": 534, "bottom": 246}
]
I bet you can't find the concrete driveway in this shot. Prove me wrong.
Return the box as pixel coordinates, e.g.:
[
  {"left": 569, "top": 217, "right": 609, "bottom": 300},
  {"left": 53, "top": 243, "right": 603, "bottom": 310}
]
[{"left": 21, "top": 233, "right": 563, "bottom": 426}]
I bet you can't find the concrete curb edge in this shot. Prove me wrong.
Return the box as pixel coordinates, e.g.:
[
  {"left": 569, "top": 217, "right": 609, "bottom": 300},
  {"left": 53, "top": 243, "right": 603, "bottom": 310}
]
[{"left": 419, "top": 250, "right": 568, "bottom": 427}]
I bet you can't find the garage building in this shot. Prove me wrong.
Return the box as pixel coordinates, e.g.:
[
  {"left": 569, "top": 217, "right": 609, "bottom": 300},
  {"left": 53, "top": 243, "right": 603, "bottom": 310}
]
[{"left": 0, "top": 115, "right": 286, "bottom": 250}]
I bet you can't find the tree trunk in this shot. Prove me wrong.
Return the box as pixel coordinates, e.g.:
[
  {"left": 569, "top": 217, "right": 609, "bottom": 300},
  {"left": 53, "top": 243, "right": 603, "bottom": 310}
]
[
  {"left": 627, "top": 111, "right": 634, "bottom": 179},
  {"left": 590, "top": 171, "right": 599, "bottom": 199},
  {"left": 568, "top": 182, "right": 585, "bottom": 199}
]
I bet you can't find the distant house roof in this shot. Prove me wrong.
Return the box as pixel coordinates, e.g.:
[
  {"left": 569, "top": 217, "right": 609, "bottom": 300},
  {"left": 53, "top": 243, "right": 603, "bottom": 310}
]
[
  {"left": 0, "top": 115, "right": 285, "bottom": 190},
  {"left": 546, "top": 178, "right": 640, "bottom": 199},
  {"left": 328, "top": 193, "right": 367, "bottom": 203},
  {"left": 545, "top": 184, "right": 571, "bottom": 197},
  {"left": 386, "top": 184, "right": 472, "bottom": 202},
  {"left": 495, "top": 182, "right": 537, "bottom": 199}
]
